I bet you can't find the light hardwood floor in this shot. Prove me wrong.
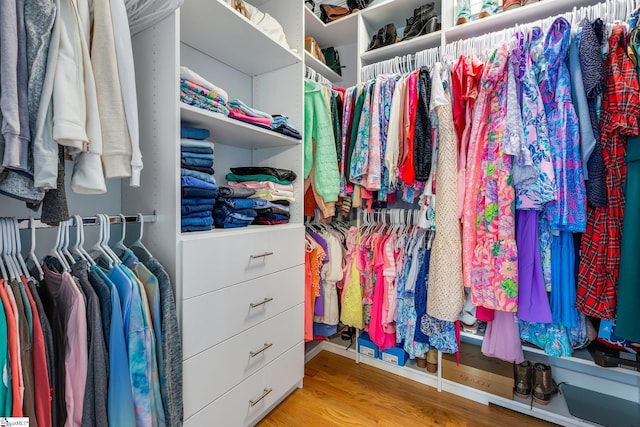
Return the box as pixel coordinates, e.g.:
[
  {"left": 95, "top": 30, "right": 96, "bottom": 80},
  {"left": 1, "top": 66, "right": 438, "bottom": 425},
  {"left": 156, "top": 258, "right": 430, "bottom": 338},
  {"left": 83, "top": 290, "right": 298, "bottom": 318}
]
[{"left": 258, "top": 351, "right": 555, "bottom": 427}]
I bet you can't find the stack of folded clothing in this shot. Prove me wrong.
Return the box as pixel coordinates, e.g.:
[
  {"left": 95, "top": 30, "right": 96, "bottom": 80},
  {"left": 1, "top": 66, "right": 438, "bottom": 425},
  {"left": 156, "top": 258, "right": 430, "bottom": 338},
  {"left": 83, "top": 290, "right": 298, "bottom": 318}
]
[
  {"left": 181, "top": 126, "right": 217, "bottom": 232},
  {"left": 225, "top": 166, "right": 297, "bottom": 226},
  {"left": 228, "top": 99, "right": 273, "bottom": 129},
  {"left": 271, "top": 114, "right": 301, "bottom": 139},
  {"left": 180, "top": 66, "right": 229, "bottom": 115},
  {"left": 213, "top": 186, "right": 257, "bottom": 228}
]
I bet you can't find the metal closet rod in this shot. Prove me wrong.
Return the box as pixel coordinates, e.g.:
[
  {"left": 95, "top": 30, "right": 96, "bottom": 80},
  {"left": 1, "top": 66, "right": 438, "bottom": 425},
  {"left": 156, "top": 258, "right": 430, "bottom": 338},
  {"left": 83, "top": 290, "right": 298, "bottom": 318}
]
[{"left": 14, "top": 213, "right": 158, "bottom": 230}]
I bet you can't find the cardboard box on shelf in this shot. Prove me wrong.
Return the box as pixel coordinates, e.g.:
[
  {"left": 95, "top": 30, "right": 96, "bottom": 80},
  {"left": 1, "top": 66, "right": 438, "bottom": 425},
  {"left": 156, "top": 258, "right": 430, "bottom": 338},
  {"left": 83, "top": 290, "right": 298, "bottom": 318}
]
[{"left": 442, "top": 342, "right": 514, "bottom": 400}]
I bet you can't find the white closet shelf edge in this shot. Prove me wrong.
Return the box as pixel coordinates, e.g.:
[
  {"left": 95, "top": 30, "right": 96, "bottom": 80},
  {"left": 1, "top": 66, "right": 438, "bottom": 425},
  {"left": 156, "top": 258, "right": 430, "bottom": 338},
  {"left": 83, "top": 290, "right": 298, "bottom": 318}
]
[
  {"left": 360, "top": 31, "right": 441, "bottom": 66},
  {"left": 304, "top": 51, "right": 343, "bottom": 83},
  {"left": 304, "top": 6, "right": 359, "bottom": 48},
  {"left": 180, "top": 104, "right": 302, "bottom": 150}
]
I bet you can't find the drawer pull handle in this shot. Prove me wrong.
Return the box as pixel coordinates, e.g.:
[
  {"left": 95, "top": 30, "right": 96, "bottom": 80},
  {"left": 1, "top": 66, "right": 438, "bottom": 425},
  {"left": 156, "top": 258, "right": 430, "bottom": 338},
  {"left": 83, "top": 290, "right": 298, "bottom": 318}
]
[
  {"left": 250, "top": 297, "right": 273, "bottom": 308},
  {"left": 250, "top": 251, "right": 274, "bottom": 259},
  {"left": 249, "top": 342, "right": 273, "bottom": 357},
  {"left": 249, "top": 388, "right": 273, "bottom": 407}
]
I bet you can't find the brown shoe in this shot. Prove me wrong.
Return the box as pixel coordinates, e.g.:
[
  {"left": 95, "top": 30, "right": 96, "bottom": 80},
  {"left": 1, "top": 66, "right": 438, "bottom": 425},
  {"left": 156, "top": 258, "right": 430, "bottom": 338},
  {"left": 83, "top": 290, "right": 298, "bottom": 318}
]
[
  {"left": 514, "top": 361, "right": 533, "bottom": 399},
  {"left": 532, "top": 363, "right": 558, "bottom": 405},
  {"left": 503, "top": 0, "right": 522, "bottom": 11},
  {"left": 478, "top": 10, "right": 491, "bottom": 19},
  {"left": 456, "top": 16, "right": 468, "bottom": 25},
  {"left": 426, "top": 349, "right": 438, "bottom": 373}
]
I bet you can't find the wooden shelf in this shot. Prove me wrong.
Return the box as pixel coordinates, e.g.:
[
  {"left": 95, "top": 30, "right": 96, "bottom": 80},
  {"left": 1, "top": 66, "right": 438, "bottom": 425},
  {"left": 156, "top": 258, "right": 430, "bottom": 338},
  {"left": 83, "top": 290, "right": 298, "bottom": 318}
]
[
  {"left": 304, "top": 6, "right": 359, "bottom": 48},
  {"left": 444, "top": 0, "right": 603, "bottom": 42},
  {"left": 360, "top": 30, "right": 442, "bottom": 66},
  {"left": 180, "top": 104, "right": 301, "bottom": 150},
  {"left": 304, "top": 51, "right": 343, "bottom": 83},
  {"left": 180, "top": 0, "right": 301, "bottom": 76}
]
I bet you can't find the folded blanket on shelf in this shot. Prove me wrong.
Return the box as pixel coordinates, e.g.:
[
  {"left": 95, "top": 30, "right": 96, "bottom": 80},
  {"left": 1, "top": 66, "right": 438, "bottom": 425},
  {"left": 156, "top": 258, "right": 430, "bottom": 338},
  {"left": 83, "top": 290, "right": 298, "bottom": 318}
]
[
  {"left": 181, "top": 79, "right": 228, "bottom": 105},
  {"left": 180, "top": 66, "right": 229, "bottom": 102},
  {"left": 180, "top": 139, "right": 215, "bottom": 150},
  {"left": 226, "top": 173, "right": 291, "bottom": 185},
  {"left": 228, "top": 98, "right": 272, "bottom": 120},
  {"left": 228, "top": 110, "right": 273, "bottom": 126},
  {"left": 181, "top": 126, "right": 210, "bottom": 140},
  {"left": 228, "top": 180, "right": 294, "bottom": 192},
  {"left": 230, "top": 166, "right": 296, "bottom": 181}
]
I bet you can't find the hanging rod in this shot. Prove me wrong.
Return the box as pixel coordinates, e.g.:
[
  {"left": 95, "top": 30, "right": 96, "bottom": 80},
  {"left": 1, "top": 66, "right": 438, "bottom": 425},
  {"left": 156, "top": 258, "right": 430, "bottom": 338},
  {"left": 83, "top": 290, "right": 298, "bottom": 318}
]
[{"left": 14, "top": 213, "right": 158, "bottom": 230}]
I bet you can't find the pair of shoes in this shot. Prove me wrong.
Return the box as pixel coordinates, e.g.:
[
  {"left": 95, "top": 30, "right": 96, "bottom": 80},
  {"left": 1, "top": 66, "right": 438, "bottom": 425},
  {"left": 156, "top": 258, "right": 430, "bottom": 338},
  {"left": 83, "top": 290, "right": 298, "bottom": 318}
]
[
  {"left": 367, "top": 23, "right": 398, "bottom": 51},
  {"left": 401, "top": 2, "right": 438, "bottom": 41},
  {"left": 503, "top": 0, "right": 540, "bottom": 10},
  {"left": 514, "top": 361, "right": 559, "bottom": 405}
]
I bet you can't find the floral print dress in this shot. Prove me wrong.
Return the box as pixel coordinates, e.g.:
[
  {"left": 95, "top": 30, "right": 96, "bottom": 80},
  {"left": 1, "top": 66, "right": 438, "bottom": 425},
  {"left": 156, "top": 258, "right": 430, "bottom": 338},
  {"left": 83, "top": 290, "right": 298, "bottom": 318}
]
[{"left": 470, "top": 47, "right": 519, "bottom": 313}]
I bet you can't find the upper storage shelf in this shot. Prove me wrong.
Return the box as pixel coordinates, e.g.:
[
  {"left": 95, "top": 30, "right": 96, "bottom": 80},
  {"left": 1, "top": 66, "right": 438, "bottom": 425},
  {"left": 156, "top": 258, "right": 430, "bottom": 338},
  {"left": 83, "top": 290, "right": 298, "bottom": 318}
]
[
  {"left": 361, "top": 30, "right": 441, "bottom": 66},
  {"left": 304, "top": 51, "right": 343, "bottom": 83},
  {"left": 445, "top": 0, "right": 603, "bottom": 42},
  {"left": 180, "top": 0, "right": 302, "bottom": 76},
  {"left": 180, "top": 104, "right": 301, "bottom": 150},
  {"left": 304, "top": 6, "right": 359, "bottom": 48}
]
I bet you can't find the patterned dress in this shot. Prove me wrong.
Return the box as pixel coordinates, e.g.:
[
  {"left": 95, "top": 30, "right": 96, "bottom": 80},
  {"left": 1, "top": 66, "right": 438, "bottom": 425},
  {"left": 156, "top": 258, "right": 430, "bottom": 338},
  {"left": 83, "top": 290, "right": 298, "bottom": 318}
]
[
  {"left": 470, "top": 47, "right": 519, "bottom": 313},
  {"left": 541, "top": 17, "right": 587, "bottom": 233}
]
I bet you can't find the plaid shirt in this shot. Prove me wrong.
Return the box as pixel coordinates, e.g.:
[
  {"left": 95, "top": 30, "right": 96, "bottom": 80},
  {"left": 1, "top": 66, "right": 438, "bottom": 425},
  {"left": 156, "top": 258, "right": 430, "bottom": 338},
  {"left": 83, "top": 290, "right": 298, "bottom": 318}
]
[{"left": 577, "top": 25, "right": 640, "bottom": 319}]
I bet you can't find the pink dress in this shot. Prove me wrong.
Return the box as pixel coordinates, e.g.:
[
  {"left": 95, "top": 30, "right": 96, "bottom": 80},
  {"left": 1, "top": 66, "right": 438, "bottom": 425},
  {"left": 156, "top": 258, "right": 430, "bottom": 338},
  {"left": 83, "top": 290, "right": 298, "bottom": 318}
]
[{"left": 465, "top": 47, "right": 519, "bottom": 313}]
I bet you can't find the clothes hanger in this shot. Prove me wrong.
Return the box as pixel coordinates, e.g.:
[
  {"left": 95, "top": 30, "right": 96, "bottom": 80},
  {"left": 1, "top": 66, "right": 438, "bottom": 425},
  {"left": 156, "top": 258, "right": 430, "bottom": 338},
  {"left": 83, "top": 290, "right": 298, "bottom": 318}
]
[
  {"left": 26, "top": 217, "right": 44, "bottom": 280},
  {"left": 1, "top": 219, "right": 19, "bottom": 281},
  {"left": 47, "top": 221, "right": 69, "bottom": 272},
  {"left": 0, "top": 220, "right": 9, "bottom": 282},
  {"left": 11, "top": 218, "right": 31, "bottom": 280},
  {"left": 91, "top": 215, "right": 114, "bottom": 268},
  {"left": 112, "top": 214, "right": 129, "bottom": 255},
  {"left": 101, "top": 214, "right": 122, "bottom": 264},
  {"left": 130, "top": 213, "right": 154, "bottom": 262},
  {"left": 61, "top": 220, "right": 75, "bottom": 266},
  {"left": 6, "top": 218, "right": 25, "bottom": 279}
]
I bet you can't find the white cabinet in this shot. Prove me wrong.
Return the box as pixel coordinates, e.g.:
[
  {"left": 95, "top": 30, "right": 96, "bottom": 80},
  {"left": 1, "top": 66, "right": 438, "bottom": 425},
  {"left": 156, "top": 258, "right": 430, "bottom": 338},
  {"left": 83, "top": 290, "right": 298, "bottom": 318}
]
[{"left": 125, "top": 1, "right": 305, "bottom": 425}]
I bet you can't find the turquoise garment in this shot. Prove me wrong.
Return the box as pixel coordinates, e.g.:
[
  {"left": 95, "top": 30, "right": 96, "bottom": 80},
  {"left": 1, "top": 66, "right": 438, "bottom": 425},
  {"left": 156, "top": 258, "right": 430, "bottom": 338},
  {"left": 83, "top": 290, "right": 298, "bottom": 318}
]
[
  {"left": 108, "top": 265, "right": 155, "bottom": 427},
  {"left": 91, "top": 266, "right": 136, "bottom": 427},
  {"left": 122, "top": 251, "right": 167, "bottom": 426},
  {"left": 0, "top": 286, "right": 10, "bottom": 416}
]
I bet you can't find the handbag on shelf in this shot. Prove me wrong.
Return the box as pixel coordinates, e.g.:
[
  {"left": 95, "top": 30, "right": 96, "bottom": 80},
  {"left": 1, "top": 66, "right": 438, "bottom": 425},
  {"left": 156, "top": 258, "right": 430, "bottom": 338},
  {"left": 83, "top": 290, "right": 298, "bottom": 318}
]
[
  {"left": 305, "top": 36, "right": 326, "bottom": 64},
  {"left": 346, "top": 0, "right": 373, "bottom": 11},
  {"left": 321, "top": 46, "right": 344, "bottom": 76},
  {"left": 319, "top": 4, "right": 351, "bottom": 24}
]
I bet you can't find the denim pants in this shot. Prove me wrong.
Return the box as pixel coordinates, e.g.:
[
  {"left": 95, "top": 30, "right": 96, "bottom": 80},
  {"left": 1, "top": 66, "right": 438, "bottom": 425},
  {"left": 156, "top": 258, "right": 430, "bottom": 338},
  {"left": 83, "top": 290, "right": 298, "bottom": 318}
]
[
  {"left": 181, "top": 216, "right": 213, "bottom": 227},
  {"left": 181, "top": 175, "right": 217, "bottom": 190},
  {"left": 181, "top": 146, "right": 213, "bottom": 155},
  {"left": 181, "top": 204, "right": 214, "bottom": 215},
  {"left": 213, "top": 204, "right": 257, "bottom": 219},
  {"left": 181, "top": 126, "right": 210, "bottom": 140},
  {"left": 181, "top": 156, "right": 213, "bottom": 168},
  {"left": 182, "top": 197, "right": 216, "bottom": 205},
  {"left": 217, "top": 197, "right": 255, "bottom": 209},
  {"left": 182, "top": 187, "right": 218, "bottom": 198}
]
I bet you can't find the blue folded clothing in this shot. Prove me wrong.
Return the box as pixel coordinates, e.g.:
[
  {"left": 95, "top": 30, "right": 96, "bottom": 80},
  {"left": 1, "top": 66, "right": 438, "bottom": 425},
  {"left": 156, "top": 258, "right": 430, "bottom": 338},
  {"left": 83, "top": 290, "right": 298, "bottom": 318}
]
[
  {"left": 182, "top": 224, "right": 213, "bottom": 232},
  {"left": 217, "top": 186, "right": 256, "bottom": 198},
  {"left": 214, "top": 205, "right": 257, "bottom": 218},
  {"left": 213, "top": 222, "right": 251, "bottom": 229},
  {"left": 181, "top": 146, "right": 213, "bottom": 155},
  {"left": 181, "top": 204, "right": 214, "bottom": 215},
  {"left": 181, "top": 151, "right": 215, "bottom": 160},
  {"left": 181, "top": 168, "right": 216, "bottom": 185},
  {"left": 181, "top": 165, "right": 215, "bottom": 175},
  {"left": 181, "top": 126, "right": 210, "bottom": 140},
  {"left": 181, "top": 210, "right": 212, "bottom": 218},
  {"left": 181, "top": 216, "right": 213, "bottom": 227},
  {"left": 255, "top": 213, "right": 289, "bottom": 222},
  {"left": 182, "top": 187, "right": 218, "bottom": 198},
  {"left": 271, "top": 115, "right": 288, "bottom": 128},
  {"left": 181, "top": 156, "right": 214, "bottom": 168},
  {"left": 216, "top": 197, "right": 255, "bottom": 209},
  {"left": 182, "top": 197, "right": 216, "bottom": 205},
  {"left": 181, "top": 175, "right": 218, "bottom": 190}
]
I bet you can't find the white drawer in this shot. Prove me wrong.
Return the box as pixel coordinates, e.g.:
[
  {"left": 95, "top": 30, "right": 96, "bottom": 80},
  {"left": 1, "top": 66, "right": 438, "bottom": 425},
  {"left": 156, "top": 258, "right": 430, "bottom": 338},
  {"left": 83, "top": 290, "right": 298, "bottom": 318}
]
[
  {"left": 182, "top": 265, "right": 304, "bottom": 359},
  {"left": 183, "top": 304, "right": 303, "bottom": 418},
  {"left": 181, "top": 225, "right": 304, "bottom": 299},
  {"left": 184, "top": 342, "right": 304, "bottom": 427}
]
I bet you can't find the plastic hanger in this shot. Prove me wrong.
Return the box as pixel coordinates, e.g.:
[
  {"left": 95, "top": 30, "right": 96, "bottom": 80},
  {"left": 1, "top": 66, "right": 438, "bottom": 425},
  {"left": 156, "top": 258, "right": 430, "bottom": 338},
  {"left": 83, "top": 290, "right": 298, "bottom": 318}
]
[
  {"left": 1, "top": 219, "right": 19, "bottom": 280},
  {"left": 101, "top": 214, "right": 122, "bottom": 264},
  {"left": 112, "top": 214, "right": 129, "bottom": 256},
  {"left": 91, "top": 215, "right": 114, "bottom": 268},
  {"left": 130, "top": 213, "right": 154, "bottom": 262},
  {"left": 0, "top": 219, "right": 9, "bottom": 281},
  {"left": 61, "top": 220, "right": 75, "bottom": 266},
  {"left": 5, "top": 218, "right": 24, "bottom": 280},
  {"left": 12, "top": 218, "right": 31, "bottom": 280},
  {"left": 26, "top": 218, "right": 44, "bottom": 280},
  {"left": 77, "top": 215, "right": 96, "bottom": 266}
]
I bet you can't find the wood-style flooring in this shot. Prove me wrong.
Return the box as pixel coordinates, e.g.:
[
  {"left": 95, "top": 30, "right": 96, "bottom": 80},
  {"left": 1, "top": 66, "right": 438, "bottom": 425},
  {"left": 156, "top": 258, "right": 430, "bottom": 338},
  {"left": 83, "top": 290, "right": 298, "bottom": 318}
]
[{"left": 258, "top": 351, "right": 555, "bottom": 427}]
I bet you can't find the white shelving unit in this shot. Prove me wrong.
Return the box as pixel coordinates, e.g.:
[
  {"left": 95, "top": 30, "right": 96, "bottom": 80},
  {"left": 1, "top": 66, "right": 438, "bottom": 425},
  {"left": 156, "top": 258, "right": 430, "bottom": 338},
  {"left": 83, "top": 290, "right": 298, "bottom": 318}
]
[
  {"left": 304, "top": 51, "right": 343, "bottom": 83},
  {"left": 126, "top": 0, "right": 306, "bottom": 425}
]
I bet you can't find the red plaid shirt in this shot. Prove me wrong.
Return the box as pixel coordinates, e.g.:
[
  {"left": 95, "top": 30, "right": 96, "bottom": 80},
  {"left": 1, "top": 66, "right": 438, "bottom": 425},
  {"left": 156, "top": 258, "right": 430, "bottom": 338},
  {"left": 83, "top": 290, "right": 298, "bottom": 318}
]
[{"left": 577, "top": 25, "right": 640, "bottom": 319}]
